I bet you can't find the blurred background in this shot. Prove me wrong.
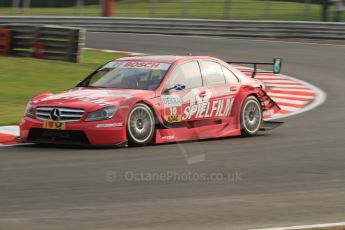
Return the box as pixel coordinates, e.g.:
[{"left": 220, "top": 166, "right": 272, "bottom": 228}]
[{"left": 0, "top": 0, "right": 344, "bottom": 22}]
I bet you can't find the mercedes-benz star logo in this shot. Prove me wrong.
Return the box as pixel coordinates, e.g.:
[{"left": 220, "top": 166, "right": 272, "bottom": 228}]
[{"left": 50, "top": 108, "right": 61, "bottom": 121}]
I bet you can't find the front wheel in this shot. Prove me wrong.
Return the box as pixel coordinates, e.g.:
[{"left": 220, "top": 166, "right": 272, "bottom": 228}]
[
  {"left": 240, "top": 96, "right": 262, "bottom": 137},
  {"left": 127, "top": 103, "right": 155, "bottom": 147}
]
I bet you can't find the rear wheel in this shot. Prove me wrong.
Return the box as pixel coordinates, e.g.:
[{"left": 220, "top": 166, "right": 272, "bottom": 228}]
[
  {"left": 240, "top": 96, "right": 262, "bottom": 137},
  {"left": 127, "top": 103, "right": 155, "bottom": 147}
]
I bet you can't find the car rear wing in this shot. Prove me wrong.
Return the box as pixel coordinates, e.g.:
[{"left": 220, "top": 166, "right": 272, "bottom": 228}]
[{"left": 227, "top": 58, "right": 282, "bottom": 78}]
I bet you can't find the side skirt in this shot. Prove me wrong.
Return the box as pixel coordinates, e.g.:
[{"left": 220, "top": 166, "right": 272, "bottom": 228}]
[{"left": 153, "top": 124, "right": 241, "bottom": 144}]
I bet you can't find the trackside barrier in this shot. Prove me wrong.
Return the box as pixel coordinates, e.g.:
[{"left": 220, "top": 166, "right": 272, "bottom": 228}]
[
  {"left": 30, "top": 41, "right": 44, "bottom": 59},
  {"left": 34, "top": 25, "right": 85, "bottom": 63},
  {"left": 0, "top": 17, "right": 344, "bottom": 40},
  {"left": 0, "top": 24, "right": 85, "bottom": 63},
  {"left": 0, "top": 28, "right": 11, "bottom": 55},
  {"left": 4, "top": 24, "right": 39, "bottom": 57}
]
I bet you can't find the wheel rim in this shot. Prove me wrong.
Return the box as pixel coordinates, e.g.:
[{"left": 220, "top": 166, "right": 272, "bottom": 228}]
[
  {"left": 243, "top": 100, "right": 262, "bottom": 134},
  {"left": 127, "top": 106, "right": 154, "bottom": 143}
]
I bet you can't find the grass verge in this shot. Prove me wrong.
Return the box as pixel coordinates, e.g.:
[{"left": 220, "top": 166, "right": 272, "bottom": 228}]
[{"left": 0, "top": 50, "right": 125, "bottom": 126}]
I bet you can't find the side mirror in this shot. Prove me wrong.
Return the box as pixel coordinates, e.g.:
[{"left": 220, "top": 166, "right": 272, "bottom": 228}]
[
  {"left": 273, "top": 58, "right": 282, "bottom": 74},
  {"left": 163, "top": 83, "right": 186, "bottom": 94},
  {"left": 76, "top": 81, "right": 82, "bottom": 87},
  {"left": 173, "top": 84, "right": 186, "bottom": 91}
]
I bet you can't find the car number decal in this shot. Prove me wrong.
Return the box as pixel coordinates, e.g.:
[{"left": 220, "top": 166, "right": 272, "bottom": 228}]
[{"left": 162, "top": 95, "right": 183, "bottom": 123}]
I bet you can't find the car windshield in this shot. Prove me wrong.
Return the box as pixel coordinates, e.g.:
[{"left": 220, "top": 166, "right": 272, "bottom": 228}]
[{"left": 86, "top": 61, "right": 171, "bottom": 90}]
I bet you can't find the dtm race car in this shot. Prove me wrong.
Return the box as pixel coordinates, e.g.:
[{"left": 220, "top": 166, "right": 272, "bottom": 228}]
[{"left": 20, "top": 55, "right": 283, "bottom": 147}]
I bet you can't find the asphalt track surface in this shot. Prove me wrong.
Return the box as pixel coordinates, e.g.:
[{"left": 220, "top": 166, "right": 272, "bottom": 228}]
[{"left": 1, "top": 33, "right": 345, "bottom": 230}]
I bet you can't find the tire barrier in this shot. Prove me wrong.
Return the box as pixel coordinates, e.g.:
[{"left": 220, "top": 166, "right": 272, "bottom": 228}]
[
  {"left": 0, "top": 28, "right": 11, "bottom": 55},
  {"left": 0, "top": 24, "right": 85, "bottom": 63}
]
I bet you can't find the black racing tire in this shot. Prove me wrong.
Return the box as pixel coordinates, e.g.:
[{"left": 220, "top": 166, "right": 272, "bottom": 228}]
[
  {"left": 126, "top": 103, "right": 155, "bottom": 147},
  {"left": 240, "top": 96, "right": 263, "bottom": 137}
]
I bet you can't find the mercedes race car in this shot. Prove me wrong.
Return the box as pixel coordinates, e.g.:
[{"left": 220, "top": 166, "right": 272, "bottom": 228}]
[{"left": 20, "top": 55, "right": 283, "bottom": 147}]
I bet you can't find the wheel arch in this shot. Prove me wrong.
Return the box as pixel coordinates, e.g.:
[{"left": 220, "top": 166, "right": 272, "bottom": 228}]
[
  {"left": 130, "top": 100, "right": 165, "bottom": 129},
  {"left": 240, "top": 95, "right": 263, "bottom": 136},
  {"left": 126, "top": 101, "right": 157, "bottom": 146},
  {"left": 233, "top": 89, "right": 262, "bottom": 127}
]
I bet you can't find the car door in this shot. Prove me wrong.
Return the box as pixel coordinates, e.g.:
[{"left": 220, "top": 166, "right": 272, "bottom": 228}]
[
  {"left": 198, "top": 60, "right": 240, "bottom": 124},
  {"left": 220, "top": 63, "right": 241, "bottom": 99},
  {"left": 160, "top": 60, "right": 206, "bottom": 125}
]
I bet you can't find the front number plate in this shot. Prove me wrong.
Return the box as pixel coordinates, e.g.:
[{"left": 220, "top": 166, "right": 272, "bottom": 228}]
[{"left": 43, "top": 121, "right": 66, "bottom": 130}]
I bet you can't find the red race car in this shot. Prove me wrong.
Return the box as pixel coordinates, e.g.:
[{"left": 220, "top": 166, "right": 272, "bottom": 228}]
[{"left": 20, "top": 55, "right": 283, "bottom": 147}]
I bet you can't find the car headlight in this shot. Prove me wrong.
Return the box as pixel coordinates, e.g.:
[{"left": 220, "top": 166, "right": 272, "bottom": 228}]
[
  {"left": 85, "top": 106, "right": 117, "bottom": 122},
  {"left": 25, "top": 103, "right": 35, "bottom": 118}
]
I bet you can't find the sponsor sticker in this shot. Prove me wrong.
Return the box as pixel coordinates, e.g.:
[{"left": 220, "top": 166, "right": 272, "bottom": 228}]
[
  {"left": 162, "top": 89, "right": 233, "bottom": 123},
  {"left": 164, "top": 115, "right": 182, "bottom": 123},
  {"left": 161, "top": 135, "right": 175, "bottom": 140},
  {"left": 161, "top": 95, "right": 182, "bottom": 107},
  {"left": 96, "top": 123, "right": 123, "bottom": 128},
  {"left": 103, "top": 61, "right": 171, "bottom": 70},
  {"left": 43, "top": 121, "right": 66, "bottom": 130},
  {"left": 162, "top": 95, "right": 183, "bottom": 123},
  {"left": 182, "top": 98, "right": 232, "bottom": 120}
]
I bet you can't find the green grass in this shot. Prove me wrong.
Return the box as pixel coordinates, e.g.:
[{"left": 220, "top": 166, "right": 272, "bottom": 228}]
[
  {"left": 0, "top": 0, "right": 344, "bottom": 21},
  {"left": 0, "top": 50, "right": 125, "bottom": 125}
]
